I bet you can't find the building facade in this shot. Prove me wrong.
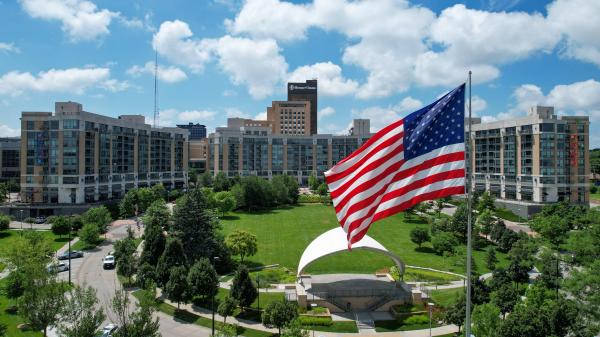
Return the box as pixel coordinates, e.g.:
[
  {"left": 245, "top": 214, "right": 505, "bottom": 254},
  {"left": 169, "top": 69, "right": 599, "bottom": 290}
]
[
  {"left": 288, "top": 80, "right": 318, "bottom": 135},
  {"left": 20, "top": 102, "right": 188, "bottom": 205},
  {"left": 208, "top": 119, "right": 370, "bottom": 185},
  {"left": 176, "top": 122, "right": 207, "bottom": 140},
  {"left": 0, "top": 137, "right": 20, "bottom": 183},
  {"left": 267, "top": 101, "right": 312, "bottom": 135},
  {"left": 468, "top": 106, "right": 590, "bottom": 216},
  {"left": 188, "top": 138, "right": 209, "bottom": 173}
]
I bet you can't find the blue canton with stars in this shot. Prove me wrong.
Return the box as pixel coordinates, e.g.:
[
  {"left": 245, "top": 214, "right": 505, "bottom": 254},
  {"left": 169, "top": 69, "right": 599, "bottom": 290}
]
[{"left": 403, "top": 84, "right": 465, "bottom": 160}]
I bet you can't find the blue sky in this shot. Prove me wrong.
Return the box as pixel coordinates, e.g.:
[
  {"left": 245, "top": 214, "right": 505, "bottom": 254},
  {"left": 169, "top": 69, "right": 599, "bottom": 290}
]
[{"left": 1, "top": 0, "right": 599, "bottom": 147}]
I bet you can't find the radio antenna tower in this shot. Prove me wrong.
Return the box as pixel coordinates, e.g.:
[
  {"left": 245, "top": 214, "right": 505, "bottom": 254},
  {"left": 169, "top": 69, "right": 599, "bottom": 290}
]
[{"left": 153, "top": 50, "right": 159, "bottom": 128}]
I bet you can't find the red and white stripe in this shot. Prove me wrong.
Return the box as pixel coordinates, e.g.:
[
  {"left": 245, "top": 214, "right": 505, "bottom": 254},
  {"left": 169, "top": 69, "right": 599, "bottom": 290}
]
[{"left": 325, "top": 120, "right": 465, "bottom": 247}]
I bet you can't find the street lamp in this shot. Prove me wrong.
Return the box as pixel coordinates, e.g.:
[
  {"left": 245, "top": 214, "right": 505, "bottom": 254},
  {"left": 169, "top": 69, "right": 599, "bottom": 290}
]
[
  {"left": 211, "top": 256, "right": 220, "bottom": 337},
  {"left": 68, "top": 219, "right": 72, "bottom": 285},
  {"left": 18, "top": 209, "right": 23, "bottom": 236},
  {"left": 428, "top": 302, "right": 435, "bottom": 337},
  {"left": 257, "top": 275, "right": 260, "bottom": 312}
]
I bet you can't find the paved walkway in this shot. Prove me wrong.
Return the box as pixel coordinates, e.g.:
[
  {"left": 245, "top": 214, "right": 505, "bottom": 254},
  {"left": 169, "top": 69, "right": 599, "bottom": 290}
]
[
  {"left": 441, "top": 204, "right": 535, "bottom": 236},
  {"left": 9, "top": 221, "right": 51, "bottom": 230}
]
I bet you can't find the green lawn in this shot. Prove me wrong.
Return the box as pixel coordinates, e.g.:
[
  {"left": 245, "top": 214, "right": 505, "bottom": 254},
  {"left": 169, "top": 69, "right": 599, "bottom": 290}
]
[
  {"left": 0, "top": 230, "right": 69, "bottom": 253},
  {"left": 303, "top": 321, "right": 358, "bottom": 333},
  {"left": 216, "top": 288, "right": 284, "bottom": 310},
  {"left": 0, "top": 278, "right": 42, "bottom": 337},
  {"left": 220, "top": 204, "right": 507, "bottom": 275},
  {"left": 430, "top": 288, "right": 465, "bottom": 308},
  {"left": 591, "top": 190, "right": 600, "bottom": 202},
  {"left": 495, "top": 208, "right": 527, "bottom": 223}
]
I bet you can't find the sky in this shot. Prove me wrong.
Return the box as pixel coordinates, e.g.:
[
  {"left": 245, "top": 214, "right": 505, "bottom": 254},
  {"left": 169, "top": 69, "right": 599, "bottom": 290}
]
[{"left": 1, "top": 0, "right": 599, "bottom": 147}]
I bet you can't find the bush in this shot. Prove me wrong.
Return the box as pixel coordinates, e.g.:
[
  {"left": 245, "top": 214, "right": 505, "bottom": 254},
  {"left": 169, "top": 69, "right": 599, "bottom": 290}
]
[
  {"left": 298, "top": 316, "right": 333, "bottom": 326},
  {"left": 24, "top": 217, "right": 35, "bottom": 224},
  {"left": 0, "top": 214, "right": 10, "bottom": 231},
  {"left": 431, "top": 232, "right": 458, "bottom": 255},
  {"left": 590, "top": 185, "right": 598, "bottom": 194},
  {"left": 79, "top": 223, "right": 100, "bottom": 247},
  {"left": 298, "top": 194, "right": 323, "bottom": 203},
  {"left": 45, "top": 215, "right": 57, "bottom": 224},
  {"left": 403, "top": 314, "right": 429, "bottom": 325}
]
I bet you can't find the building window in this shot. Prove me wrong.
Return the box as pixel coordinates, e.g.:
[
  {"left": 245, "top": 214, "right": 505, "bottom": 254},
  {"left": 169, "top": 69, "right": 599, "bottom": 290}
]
[{"left": 63, "top": 119, "right": 80, "bottom": 129}]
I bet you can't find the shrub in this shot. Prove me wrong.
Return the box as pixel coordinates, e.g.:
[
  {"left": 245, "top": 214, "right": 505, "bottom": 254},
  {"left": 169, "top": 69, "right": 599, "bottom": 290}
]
[
  {"left": 45, "top": 215, "right": 57, "bottom": 224},
  {"left": 298, "top": 316, "right": 333, "bottom": 326},
  {"left": 24, "top": 217, "right": 35, "bottom": 224},
  {"left": 431, "top": 232, "right": 458, "bottom": 255},
  {"left": 298, "top": 195, "right": 322, "bottom": 203},
  {"left": 590, "top": 185, "right": 598, "bottom": 194},
  {"left": 0, "top": 214, "right": 10, "bottom": 230},
  {"left": 403, "top": 314, "right": 429, "bottom": 325}
]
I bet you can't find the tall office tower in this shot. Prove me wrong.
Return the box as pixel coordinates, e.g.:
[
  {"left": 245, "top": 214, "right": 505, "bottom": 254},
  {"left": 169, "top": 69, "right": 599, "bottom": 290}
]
[{"left": 287, "top": 80, "right": 317, "bottom": 135}]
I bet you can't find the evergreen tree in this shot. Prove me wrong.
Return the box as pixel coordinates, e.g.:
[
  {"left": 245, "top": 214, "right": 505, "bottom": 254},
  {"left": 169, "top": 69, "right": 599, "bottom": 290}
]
[
  {"left": 308, "top": 174, "right": 319, "bottom": 192},
  {"left": 140, "top": 222, "right": 166, "bottom": 266},
  {"left": 443, "top": 293, "right": 466, "bottom": 333},
  {"left": 137, "top": 263, "right": 157, "bottom": 289},
  {"left": 186, "top": 258, "right": 219, "bottom": 302},
  {"left": 486, "top": 246, "right": 498, "bottom": 270},
  {"left": 165, "top": 266, "right": 190, "bottom": 309},
  {"left": 477, "top": 191, "right": 496, "bottom": 212},
  {"left": 199, "top": 172, "right": 214, "bottom": 188},
  {"left": 156, "top": 238, "right": 187, "bottom": 286},
  {"left": 491, "top": 283, "right": 519, "bottom": 318},
  {"left": 449, "top": 203, "right": 471, "bottom": 243},
  {"left": 230, "top": 266, "right": 258, "bottom": 310},
  {"left": 171, "top": 189, "right": 226, "bottom": 264},
  {"left": 476, "top": 209, "right": 495, "bottom": 239}
]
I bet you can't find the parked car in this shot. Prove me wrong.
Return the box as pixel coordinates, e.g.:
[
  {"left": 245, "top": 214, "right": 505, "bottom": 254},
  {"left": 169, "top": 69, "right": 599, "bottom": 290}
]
[
  {"left": 101, "top": 323, "right": 118, "bottom": 337},
  {"left": 103, "top": 255, "right": 116, "bottom": 269},
  {"left": 47, "top": 262, "right": 69, "bottom": 273},
  {"left": 35, "top": 216, "right": 46, "bottom": 224},
  {"left": 58, "top": 250, "right": 84, "bottom": 260}
]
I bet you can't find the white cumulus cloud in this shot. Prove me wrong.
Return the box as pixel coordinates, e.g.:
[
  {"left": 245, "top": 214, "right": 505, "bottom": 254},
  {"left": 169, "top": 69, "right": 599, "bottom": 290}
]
[
  {"left": 288, "top": 62, "right": 358, "bottom": 97},
  {"left": 0, "top": 124, "right": 20, "bottom": 137},
  {"left": 353, "top": 96, "right": 423, "bottom": 131},
  {"left": 19, "top": 0, "right": 118, "bottom": 42},
  {"left": 0, "top": 67, "right": 125, "bottom": 96},
  {"left": 318, "top": 106, "right": 335, "bottom": 120},
  {"left": 152, "top": 20, "right": 213, "bottom": 73},
  {"left": 127, "top": 62, "right": 187, "bottom": 83},
  {"left": 0, "top": 42, "right": 20, "bottom": 54}
]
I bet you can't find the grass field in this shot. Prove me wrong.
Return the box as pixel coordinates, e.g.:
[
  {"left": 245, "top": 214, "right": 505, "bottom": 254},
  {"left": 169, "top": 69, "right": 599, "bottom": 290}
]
[
  {"left": 495, "top": 208, "right": 527, "bottom": 223},
  {"left": 0, "top": 230, "right": 69, "bottom": 253},
  {"left": 430, "top": 288, "right": 465, "bottom": 308},
  {"left": 591, "top": 190, "right": 600, "bottom": 202},
  {"left": 0, "top": 278, "right": 42, "bottom": 337},
  {"left": 220, "top": 204, "right": 507, "bottom": 275}
]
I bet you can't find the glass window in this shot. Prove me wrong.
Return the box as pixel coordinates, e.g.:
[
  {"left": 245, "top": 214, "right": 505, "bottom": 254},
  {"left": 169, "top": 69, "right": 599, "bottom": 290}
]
[{"left": 63, "top": 119, "right": 80, "bottom": 129}]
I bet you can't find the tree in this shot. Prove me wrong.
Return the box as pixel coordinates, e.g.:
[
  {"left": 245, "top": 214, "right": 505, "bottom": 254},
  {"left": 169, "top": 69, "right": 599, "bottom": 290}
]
[
  {"left": 58, "top": 285, "right": 105, "bottom": 337},
  {"left": 171, "top": 188, "right": 227, "bottom": 264},
  {"left": 471, "top": 275, "right": 491, "bottom": 305},
  {"left": 497, "top": 229, "right": 519, "bottom": 252},
  {"left": 262, "top": 301, "right": 298, "bottom": 335},
  {"left": 409, "top": 227, "right": 430, "bottom": 248},
  {"left": 82, "top": 206, "right": 112, "bottom": 233},
  {"left": 449, "top": 203, "right": 471, "bottom": 243},
  {"left": 140, "top": 222, "right": 166, "bottom": 266},
  {"left": 0, "top": 214, "right": 10, "bottom": 231},
  {"left": 281, "top": 319, "right": 309, "bottom": 337},
  {"left": 472, "top": 303, "right": 502, "bottom": 337},
  {"left": 240, "top": 176, "right": 273, "bottom": 210},
  {"left": 225, "top": 230, "right": 258, "bottom": 263},
  {"left": 477, "top": 191, "right": 496, "bottom": 213},
  {"left": 564, "top": 260, "right": 600, "bottom": 335},
  {"left": 434, "top": 198, "right": 445, "bottom": 214},
  {"left": 230, "top": 183, "right": 245, "bottom": 209},
  {"left": 117, "top": 251, "right": 138, "bottom": 285},
  {"left": 215, "top": 191, "right": 237, "bottom": 216},
  {"left": 5, "top": 271, "right": 26, "bottom": 303},
  {"left": 137, "top": 187, "right": 157, "bottom": 213},
  {"left": 530, "top": 214, "right": 570, "bottom": 247},
  {"left": 217, "top": 296, "right": 238, "bottom": 324},
  {"left": 165, "top": 266, "right": 190, "bottom": 309},
  {"left": 476, "top": 209, "right": 495, "bottom": 239},
  {"left": 143, "top": 200, "right": 170, "bottom": 228},
  {"left": 308, "top": 174, "right": 319, "bottom": 192},
  {"left": 0, "top": 182, "right": 7, "bottom": 203},
  {"left": 230, "top": 266, "right": 258, "bottom": 310},
  {"left": 490, "top": 219, "right": 507, "bottom": 242},
  {"left": 214, "top": 172, "right": 230, "bottom": 192},
  {"left": 486, "top": 246, "right": 498, "bottom": 270},
  {"left": 491, "top": 283, "right": 519, "bottom": 318},
  {"left": 282, "top": 175, "right": 299, "bottom": 204},
  {"left": 79, "top": 223, "right": 100, "bottom": 247},
  {"left": 199, "top": 172, "right": 214, "bottom": 188},
  {"left": 316, "top": 183, "right": 328, "bottom": 196},
  {"left": 156, "top": 238, "right": 187, "bottom": 286},
  {"left": 150, "top": 184, "right": 166, "bottom": 202},
  {"left": 51, "top": 216, "right": 71, "bottom": 238},
  {"left": 271, "top": 175, "right": 290, "bottom": 205},
  {"left": 137, "top": 263, "right": 157, "bottom": 289},
  {"left": 431, "top": 232, "right": 458, "bottom": 256},
  {"left": 443, "top": 293, "right": 466, "bottom": 333},
  {"left": 112, "top": 287, "right": 161, "bottom": 337},
  {"left": 186, "top": 258, "right": 219, "bottom": 302},
  {"left": 538, "top": 250, "right": 561, "bottom": 290},
  {"left": 120, "top": 189, "right": 139, "bottom": 218},
  {"left": 19, "top": 275, "right": 66, "bottom": 337},
  {"left": 70, "top": 215, "right": 84, "bottom": 232}
]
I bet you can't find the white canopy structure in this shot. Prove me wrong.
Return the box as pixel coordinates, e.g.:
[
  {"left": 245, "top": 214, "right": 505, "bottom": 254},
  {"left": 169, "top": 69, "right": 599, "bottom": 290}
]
[{"left": 297, "top": 227, "right": 405, "bottom": 276}]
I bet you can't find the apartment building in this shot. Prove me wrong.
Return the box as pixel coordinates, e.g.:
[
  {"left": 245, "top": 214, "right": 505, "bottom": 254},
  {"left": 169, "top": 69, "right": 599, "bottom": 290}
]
[
  {"left": 468, "top": 106, "right": 589, "bottom": 217},
  {"left": 208, "top": 119, "right": 370, "bottom": 184},
  {"left": 267, "top": 101, "right": 312, "bottom": 135},
  {"left": 0, "top": 137, "right": 20, "bottom": 184},
  {"left": 20, "top": 102, "right": 188, "bottom": 205},
  {"left": 176, "top": 122, "right": 207, "bottom": 140}
]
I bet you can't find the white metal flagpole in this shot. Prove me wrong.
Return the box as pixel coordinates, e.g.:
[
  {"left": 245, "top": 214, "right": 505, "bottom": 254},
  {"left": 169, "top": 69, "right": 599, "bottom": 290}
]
[{"left": 465, "top": 71, "right": 473, "bottom": 337}]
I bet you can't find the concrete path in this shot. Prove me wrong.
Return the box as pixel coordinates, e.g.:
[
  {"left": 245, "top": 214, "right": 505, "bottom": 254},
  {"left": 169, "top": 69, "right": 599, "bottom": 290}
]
[
  {"left": 9, "top": 221, "right": 51, "bottom": 230},
  {"left": 441, "top": 204, "right": 535, "bottom": 236}
]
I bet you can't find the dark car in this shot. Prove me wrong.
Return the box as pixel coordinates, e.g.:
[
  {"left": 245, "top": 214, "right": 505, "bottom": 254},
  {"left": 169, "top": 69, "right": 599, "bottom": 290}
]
[
  {"left": 35, "top": 216, "right": 46, "bottom": 224},
  {"left": 58, "top": 250, "right": 84, "bottom": 260}
]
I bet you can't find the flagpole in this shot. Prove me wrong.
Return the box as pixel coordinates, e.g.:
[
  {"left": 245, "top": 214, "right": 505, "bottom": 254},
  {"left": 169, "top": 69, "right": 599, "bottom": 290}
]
[{"left": 465, "top": 71, "right": 473, "bottom": 337}]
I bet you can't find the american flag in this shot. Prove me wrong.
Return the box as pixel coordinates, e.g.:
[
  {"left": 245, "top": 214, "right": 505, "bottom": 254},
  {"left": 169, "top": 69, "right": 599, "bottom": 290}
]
[{"left": 325, "top": 84, "right": 466, "bottom": 247}]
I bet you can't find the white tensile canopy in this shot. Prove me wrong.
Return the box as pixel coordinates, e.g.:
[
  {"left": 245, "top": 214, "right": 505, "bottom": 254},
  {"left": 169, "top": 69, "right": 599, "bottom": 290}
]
[{"left": 297, "top": 227, "right": 405, "bottom": 276}]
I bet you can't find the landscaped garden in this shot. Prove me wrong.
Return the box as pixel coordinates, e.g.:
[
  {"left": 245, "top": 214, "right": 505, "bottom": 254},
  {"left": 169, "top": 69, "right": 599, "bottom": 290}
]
[{"left": 220, "top": 204, "right": 508, "bottom": 275}]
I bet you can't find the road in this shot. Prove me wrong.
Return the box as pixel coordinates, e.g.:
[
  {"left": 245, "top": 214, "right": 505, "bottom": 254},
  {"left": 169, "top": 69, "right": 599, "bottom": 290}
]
[{"left": 58, "top": 219, "right": 213, "bottom": 337}]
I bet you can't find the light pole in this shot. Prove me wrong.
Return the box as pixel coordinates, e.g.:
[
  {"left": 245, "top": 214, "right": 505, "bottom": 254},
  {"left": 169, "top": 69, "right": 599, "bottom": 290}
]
[
  {"left": 68, "top": 220, "right": 72, "bottom": 285},
  {"left": 19, "top": 209, "right": 23, "bottom": 235},
  {"left": 211, "top": 256, "right": 220, "bottom": 337},
  {"left": 428, "top": 302, "right": 435, "bottom": 337},
  {"left": 257, "top": 275, "right": 260, "bottom": 312}
]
